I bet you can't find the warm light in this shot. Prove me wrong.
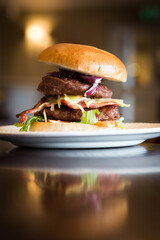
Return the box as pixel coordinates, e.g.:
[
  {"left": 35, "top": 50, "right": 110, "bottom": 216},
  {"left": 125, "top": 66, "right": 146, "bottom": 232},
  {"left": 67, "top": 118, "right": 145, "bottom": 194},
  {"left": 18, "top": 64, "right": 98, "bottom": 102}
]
[
  {"left": 25, "top": 16, "right": 55, "bottom": 50},
  {"left": 26, "top": 24, "right": 45, "bottom": 42}
]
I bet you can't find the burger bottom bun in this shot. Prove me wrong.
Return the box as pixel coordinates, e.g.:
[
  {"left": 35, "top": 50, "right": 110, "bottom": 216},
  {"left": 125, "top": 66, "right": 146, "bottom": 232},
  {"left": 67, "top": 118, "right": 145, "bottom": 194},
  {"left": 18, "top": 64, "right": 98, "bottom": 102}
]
[{"left": 29, "top": 121, "right": 117, "bottom": 132}]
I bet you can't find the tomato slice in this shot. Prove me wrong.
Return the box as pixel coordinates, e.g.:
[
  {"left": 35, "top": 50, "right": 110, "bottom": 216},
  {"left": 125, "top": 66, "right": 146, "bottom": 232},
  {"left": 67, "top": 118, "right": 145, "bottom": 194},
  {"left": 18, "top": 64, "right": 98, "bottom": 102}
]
[{"left": 96, "top": 120, "right": 117, "bottom": 128}]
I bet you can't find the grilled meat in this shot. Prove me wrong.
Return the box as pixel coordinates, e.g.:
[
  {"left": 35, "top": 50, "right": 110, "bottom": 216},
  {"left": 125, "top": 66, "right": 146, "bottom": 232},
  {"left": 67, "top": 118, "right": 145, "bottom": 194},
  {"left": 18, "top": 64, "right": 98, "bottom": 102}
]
[
  {"left": 38, "top": 76, "right": 112, "bottom": 98},
  {"left": 36, "top": 105, "right": 120, "bottom": 122}
]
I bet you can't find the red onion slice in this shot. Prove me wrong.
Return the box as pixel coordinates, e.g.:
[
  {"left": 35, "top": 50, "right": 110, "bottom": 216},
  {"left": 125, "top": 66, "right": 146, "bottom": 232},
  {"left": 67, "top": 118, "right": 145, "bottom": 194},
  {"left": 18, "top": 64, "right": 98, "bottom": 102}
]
[
  {"left": 83, "top": 77, "right": 102, "bottom": 97},
  {"left": 84, "top": 83, "right": 99, "bottom": 97},
  {"left": 46, "top": 72, "right": 62, "bottom": 78},
  {"left": 46, "top": 69, "right": 102, "bottom": 97},
  {"left": 81, "top": 75, "right": 102, "bottom": 84},
  {"left": 46, "top": 69, "right": 81, "bottom": 79}
]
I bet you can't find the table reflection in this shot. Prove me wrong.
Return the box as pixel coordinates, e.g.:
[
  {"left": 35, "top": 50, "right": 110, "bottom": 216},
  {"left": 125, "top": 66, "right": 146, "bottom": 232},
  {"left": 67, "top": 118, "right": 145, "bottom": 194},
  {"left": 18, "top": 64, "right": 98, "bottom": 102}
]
[
  {"left": 1, "top": 143, "right": 160, "bottom": 240},
  {"left": 0, "top": 144, "right": 160, "bottom": 174},
  {"left": 0, "top": 169, "right": 129, "bottom": 240}
]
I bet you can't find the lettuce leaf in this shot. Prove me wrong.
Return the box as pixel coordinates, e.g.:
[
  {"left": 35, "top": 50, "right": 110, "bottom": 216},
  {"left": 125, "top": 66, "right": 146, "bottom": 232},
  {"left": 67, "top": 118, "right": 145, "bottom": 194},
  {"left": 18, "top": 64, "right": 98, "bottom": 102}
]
[
  {"left": 80, "top": 109, "right": 99, "bottom": 125},
  {"left": 116, "top": 117, "right": 124, "bottom": 128},
  {"left": 14, "top": 122, "right": 23, "bottom": 127},
  {"left": 14, "top": 116, "right": 45, "bottom": 132}
]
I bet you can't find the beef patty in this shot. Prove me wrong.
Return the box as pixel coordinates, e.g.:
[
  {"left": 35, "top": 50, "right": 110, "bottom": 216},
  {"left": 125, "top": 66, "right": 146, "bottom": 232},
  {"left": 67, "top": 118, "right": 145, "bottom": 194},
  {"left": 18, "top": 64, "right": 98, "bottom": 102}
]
[
  {"left": 38, "top": 76, "right": 112, "bottom": 98},
  {"left": 36, "top": 105, "right": 120, "bottom": 122}
]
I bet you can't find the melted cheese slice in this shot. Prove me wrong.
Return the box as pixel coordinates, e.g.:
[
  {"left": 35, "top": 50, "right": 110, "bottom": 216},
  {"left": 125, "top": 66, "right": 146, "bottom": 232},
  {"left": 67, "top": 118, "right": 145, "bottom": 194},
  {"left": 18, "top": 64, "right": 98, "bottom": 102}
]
[{"left": 46, "top": 95, "right": 130, "bottom": 110}]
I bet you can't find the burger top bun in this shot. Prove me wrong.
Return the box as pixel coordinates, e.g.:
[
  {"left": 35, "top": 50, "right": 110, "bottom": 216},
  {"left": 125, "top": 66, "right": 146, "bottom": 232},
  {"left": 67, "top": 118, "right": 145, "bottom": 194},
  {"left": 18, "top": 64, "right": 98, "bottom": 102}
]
[{"left": 38, "top": 43, "right": 127, "bottom": 82}]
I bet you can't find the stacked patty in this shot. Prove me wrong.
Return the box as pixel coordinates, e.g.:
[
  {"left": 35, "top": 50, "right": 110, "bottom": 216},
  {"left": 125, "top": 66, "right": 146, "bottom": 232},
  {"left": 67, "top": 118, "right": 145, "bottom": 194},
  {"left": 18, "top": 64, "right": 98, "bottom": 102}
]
[
  {"left": 37, "top": 75, "right": 120, "bottom": 122},
  {"left": 38, "top": 75, "right": 112, "bottom": 98}
]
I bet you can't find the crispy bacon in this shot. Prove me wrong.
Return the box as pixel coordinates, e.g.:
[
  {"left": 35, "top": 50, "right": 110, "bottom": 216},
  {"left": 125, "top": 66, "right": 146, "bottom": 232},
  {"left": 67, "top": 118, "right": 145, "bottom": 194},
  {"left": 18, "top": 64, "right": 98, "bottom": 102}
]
[
  {"left": 16, "top": 98, "right": 48, "bottom": 123},
  {"left": 20, "top": 114, "right": 27, "bottom": 124},
  {"left": 61, "top": 99, "right": 116, "bottom": 109},
  {"left": 16, "top": 97, "right": 120, "bottom": 124}
]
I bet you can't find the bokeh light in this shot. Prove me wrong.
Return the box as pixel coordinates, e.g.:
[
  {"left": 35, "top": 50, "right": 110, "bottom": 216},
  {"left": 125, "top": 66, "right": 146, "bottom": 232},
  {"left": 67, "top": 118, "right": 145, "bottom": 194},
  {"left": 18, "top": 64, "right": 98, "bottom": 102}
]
[{"left": 25, "top": 16, "right": 54, "bottom": 49}]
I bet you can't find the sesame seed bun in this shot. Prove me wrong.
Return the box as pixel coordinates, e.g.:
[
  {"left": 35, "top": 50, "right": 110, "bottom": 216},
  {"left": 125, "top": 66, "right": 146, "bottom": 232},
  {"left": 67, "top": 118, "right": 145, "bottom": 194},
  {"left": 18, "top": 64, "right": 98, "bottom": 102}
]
[{"left": 38, "top": 43, "right": 127, "bottom": 82}]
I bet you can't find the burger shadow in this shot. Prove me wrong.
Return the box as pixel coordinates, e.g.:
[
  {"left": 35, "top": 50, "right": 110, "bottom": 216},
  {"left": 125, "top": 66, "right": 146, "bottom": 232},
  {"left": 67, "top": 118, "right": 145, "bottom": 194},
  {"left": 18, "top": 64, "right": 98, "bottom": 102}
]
[{"left": 1, "top": 144, "right": 158, "bottom": 174}]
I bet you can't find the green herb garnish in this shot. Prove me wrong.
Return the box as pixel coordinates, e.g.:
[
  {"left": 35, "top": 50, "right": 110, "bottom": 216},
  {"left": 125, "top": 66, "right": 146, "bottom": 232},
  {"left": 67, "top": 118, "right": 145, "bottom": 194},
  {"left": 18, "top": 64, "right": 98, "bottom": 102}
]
[
  {"left": 80, "top": 109, "right": 99, "bottom": 125},
  {"left": 14, "top": 116, "right": 45, "bottom": 132}
]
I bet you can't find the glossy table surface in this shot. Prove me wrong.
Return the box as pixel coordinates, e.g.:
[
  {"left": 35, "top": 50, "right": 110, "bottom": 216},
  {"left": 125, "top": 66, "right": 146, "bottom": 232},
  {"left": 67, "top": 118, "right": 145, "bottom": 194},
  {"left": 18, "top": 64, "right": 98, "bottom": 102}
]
[{"left": 0, "top": 141, "right": 160, "bottom": 240}]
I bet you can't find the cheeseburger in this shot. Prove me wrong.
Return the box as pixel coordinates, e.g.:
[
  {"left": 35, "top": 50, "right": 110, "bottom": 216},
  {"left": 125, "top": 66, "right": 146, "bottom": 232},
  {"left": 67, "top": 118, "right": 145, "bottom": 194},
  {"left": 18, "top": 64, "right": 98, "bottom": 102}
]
[{"left": 15, "top": 43, "right": 130, "bottom": 132}]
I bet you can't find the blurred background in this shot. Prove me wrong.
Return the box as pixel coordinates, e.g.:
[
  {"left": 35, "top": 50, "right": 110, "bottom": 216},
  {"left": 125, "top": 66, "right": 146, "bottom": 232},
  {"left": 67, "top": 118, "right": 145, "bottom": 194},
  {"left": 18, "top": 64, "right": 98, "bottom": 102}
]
[{"left": 0, "top": 0, "right": 160, "bottom": 124}]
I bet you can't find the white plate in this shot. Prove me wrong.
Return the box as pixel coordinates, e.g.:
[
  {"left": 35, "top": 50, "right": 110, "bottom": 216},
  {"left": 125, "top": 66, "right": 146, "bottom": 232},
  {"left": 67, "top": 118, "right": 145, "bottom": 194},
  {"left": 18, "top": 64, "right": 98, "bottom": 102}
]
[{"left": 0, "top": 123, "right": 160, "bottom": 148}]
